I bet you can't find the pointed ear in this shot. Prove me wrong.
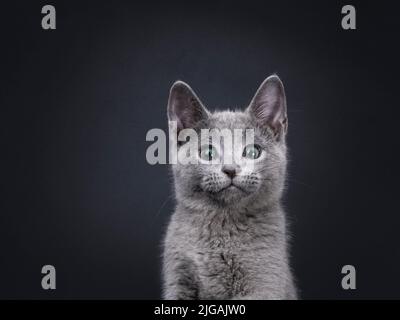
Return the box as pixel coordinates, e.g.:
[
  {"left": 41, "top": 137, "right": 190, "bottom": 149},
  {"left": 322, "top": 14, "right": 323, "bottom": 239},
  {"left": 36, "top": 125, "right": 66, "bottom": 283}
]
[
  {"left": 247, "top": 75, "right": 288, "bottom": 139},
  {"left": 167, "top": 81, "right": 209, "bottom": 133}
]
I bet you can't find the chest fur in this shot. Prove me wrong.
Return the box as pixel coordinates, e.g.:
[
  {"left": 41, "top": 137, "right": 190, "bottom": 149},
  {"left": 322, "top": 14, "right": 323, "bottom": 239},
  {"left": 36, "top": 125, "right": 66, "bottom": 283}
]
[{"left": 189, "top": 220, "right": 254, "bottom": 299}]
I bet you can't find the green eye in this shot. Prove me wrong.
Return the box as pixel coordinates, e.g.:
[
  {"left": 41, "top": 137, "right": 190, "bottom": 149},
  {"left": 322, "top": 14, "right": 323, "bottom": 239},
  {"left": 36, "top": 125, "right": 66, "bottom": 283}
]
[
  {"left": 243, "top": 144, "right": 261, "bottom": 159},
  {"left": 200, "top": 144, "right": 218, "bottom": 161}
]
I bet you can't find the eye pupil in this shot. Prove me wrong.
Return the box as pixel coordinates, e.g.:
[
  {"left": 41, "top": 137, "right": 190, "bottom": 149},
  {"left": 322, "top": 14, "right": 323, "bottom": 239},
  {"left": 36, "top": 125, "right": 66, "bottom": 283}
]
[
  {"left": 200, "top": 145, "right": 217, "bottom": 161},
  {"left": 207, "top": 147, "right": 213, "bottom": 159},
  {"left": 243, "top": 144, "right": 261, "bottom": 159}
]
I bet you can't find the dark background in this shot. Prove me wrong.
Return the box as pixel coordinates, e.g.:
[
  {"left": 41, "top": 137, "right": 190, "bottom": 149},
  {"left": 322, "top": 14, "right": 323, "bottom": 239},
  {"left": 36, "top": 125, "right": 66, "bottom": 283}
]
[{"left": 1, "top": 0, "right": 399, "bottom": 299}]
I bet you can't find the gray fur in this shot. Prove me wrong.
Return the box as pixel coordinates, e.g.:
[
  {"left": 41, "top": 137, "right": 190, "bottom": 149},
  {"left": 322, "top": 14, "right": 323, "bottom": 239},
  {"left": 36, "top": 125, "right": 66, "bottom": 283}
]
[{"left": 162, "top": 75, "right": 297, "bottom": 300}]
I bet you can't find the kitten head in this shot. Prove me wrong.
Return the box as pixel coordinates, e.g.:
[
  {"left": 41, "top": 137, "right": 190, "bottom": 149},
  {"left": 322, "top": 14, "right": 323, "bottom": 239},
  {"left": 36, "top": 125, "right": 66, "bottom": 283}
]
[{"left": 168, "top": 75, "right": 288, "bottom": 210}]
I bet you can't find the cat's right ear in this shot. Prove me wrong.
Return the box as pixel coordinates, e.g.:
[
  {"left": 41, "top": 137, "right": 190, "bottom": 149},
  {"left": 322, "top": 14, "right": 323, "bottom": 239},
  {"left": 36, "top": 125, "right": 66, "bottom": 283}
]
[
  {"left": 167, "top": 81, "right": 209, "bottom": 133},
  {"left": 247, "top": 75, "right": 288, "bottom": 140}
]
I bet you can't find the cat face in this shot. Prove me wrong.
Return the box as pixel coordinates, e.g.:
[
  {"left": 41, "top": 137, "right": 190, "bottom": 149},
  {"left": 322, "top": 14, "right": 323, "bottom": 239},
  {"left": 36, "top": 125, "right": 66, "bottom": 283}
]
[{"left": 168, "top": 76, "right": 288, "bottom": 208}]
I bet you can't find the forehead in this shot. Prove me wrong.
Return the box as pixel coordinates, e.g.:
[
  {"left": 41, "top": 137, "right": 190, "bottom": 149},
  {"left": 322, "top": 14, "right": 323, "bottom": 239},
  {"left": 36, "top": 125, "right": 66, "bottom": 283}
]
[
  {"left": 204, "top": 111, "right": 253, "bottom": 130},
  {"left": 195, "top": 110, "right": 271, "bottom": 146}
]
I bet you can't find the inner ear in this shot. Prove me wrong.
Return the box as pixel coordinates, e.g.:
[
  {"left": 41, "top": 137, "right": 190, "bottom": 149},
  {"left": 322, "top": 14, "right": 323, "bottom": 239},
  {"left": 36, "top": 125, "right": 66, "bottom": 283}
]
[
  {"left": 247, "top": 75, "right": 288, "bottom": 138},
  {"left": 167, "top": 81, "right": 209, "bottom": 133}
]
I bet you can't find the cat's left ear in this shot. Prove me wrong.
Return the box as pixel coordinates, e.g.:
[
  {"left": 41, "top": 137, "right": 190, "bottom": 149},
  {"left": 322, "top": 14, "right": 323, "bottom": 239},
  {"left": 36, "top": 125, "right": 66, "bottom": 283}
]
[{"left": 247, "top": 75, "right": 288, "bottom": 140}]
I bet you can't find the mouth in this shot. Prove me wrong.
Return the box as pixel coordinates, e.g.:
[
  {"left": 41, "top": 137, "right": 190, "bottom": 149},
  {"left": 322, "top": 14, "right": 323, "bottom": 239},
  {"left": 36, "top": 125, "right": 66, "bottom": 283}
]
[{"left": 218, "top": 182, "right": 249, "bottom": 194}]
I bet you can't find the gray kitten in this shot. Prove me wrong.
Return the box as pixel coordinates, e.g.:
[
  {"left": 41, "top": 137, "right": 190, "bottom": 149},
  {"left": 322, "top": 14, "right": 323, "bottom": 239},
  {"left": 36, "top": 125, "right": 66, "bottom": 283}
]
[{"left": 162, "top": 75, "right": 297, "bottom": 300}]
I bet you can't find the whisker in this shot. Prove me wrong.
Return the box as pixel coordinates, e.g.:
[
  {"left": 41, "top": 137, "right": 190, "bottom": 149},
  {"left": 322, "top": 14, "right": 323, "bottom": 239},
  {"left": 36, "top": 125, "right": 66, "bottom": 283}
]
[{"left": 152, "top": 194, "right": 174, "bottom": 221}]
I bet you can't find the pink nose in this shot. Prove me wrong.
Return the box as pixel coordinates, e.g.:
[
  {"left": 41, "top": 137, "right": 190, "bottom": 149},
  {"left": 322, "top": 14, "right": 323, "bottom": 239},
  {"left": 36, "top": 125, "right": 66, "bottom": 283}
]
[{"left": 222, "top": 165, "right": 237, "bottom": 178}]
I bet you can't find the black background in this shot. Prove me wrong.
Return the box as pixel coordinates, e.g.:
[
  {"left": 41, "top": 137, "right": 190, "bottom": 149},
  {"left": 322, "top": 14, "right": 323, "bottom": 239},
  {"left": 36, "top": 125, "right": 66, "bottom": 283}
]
[{"left": 1, "top": 0, "right": 399, "bottom": 299}]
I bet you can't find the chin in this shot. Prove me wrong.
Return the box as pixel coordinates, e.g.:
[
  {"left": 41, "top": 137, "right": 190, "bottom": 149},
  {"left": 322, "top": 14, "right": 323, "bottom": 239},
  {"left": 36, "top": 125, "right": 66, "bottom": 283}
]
[{"left": 211, "top": 186, "right": 251, "bottom": 204}]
